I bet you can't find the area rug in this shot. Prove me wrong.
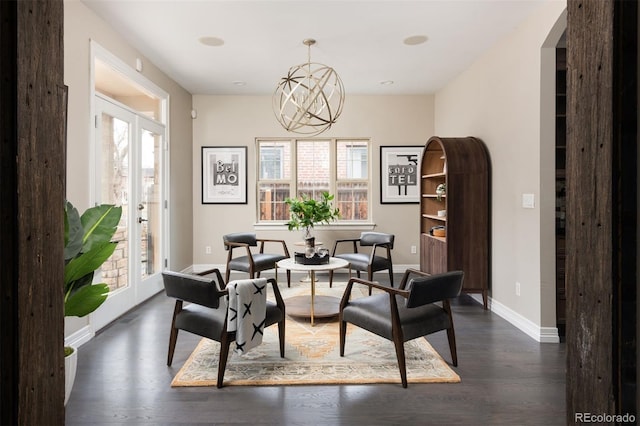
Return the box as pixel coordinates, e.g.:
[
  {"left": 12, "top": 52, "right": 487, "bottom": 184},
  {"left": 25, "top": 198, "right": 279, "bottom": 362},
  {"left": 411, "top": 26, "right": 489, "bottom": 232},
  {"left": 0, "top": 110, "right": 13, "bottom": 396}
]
[{"left": 171, "top": 280, "right": 460, "bottom": 387}]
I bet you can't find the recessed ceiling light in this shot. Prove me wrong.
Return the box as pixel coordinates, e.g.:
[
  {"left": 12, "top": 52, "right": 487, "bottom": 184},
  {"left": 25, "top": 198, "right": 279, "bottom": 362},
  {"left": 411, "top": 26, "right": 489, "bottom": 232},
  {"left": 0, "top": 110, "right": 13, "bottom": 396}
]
[
  {"left": 403, "top": 35, "right": 428, "bottom": 46},
  {"left": 232, "top": 81, "right": 246, "bottom": 86},
  {"left": 199, "top": 36, "right": 225, "bottom": 47},
  {"left": 380, "top": 80, "right": 394, "bottom": 86}
]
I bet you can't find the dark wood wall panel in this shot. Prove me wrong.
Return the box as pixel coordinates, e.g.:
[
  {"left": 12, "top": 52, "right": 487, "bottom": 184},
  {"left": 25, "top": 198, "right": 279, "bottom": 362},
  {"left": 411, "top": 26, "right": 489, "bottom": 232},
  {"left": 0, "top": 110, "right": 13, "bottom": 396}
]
[
  {"left": 566, "top": 0, "right": 637, "bottom": 420},
  {"left": 0, "top": 1, "right": 19, "bottom": 422},
  {"left": 566, "top": 0, "right": 615, "bottom": 418},
  {"left": 1, "top": 0, "right": 66, "bottom": 424}
]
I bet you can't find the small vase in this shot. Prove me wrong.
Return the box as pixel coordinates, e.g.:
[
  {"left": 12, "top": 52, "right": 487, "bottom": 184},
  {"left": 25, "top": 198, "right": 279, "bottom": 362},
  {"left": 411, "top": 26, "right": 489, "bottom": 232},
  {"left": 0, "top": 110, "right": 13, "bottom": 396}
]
[{"left": 304, "top": 236, "right": 316, "bottom": 258}]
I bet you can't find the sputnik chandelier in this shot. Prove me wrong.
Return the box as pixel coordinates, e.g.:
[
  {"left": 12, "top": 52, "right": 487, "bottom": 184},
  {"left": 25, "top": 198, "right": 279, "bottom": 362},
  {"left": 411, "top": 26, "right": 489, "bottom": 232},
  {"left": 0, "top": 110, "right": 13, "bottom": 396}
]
[{"left": 273, "top": 38, "right": 345, "bottom": 136}]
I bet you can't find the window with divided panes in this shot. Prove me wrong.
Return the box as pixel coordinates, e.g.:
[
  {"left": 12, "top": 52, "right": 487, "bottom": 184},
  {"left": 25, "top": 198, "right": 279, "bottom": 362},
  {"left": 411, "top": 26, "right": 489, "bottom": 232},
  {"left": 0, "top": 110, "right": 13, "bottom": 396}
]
[{"left": 257, "top": 138, "right": 370, "bottom": 223}]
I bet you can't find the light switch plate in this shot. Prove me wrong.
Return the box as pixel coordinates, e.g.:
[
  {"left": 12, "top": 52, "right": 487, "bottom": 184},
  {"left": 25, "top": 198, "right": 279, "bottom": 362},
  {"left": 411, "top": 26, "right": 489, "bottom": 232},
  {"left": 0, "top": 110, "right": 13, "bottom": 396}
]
[{"left": 522, "top": 193, "right": 535, "bottom": 209}]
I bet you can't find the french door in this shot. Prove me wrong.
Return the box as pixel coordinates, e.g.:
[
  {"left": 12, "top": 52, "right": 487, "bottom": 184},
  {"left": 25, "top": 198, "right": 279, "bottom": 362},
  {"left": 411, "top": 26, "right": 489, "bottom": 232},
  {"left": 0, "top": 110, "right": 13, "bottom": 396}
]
[{"left": 92, "top": 95, "right": 166, "bottom": 330}]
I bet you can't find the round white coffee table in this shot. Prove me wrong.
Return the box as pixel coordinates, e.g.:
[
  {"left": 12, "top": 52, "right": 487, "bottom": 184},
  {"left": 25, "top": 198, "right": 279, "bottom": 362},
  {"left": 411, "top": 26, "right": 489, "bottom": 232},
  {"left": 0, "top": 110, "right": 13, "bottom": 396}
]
[{"left": 276, "top": 257, "right": 350, "bottom": 326}]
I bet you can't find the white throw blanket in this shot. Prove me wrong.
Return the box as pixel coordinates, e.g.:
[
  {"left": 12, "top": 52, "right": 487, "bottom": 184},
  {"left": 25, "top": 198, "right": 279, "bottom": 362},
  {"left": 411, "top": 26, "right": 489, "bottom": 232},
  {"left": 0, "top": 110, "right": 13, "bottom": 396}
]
[{"left": 226, "top": 278, "right": 268, "bottom": 355}]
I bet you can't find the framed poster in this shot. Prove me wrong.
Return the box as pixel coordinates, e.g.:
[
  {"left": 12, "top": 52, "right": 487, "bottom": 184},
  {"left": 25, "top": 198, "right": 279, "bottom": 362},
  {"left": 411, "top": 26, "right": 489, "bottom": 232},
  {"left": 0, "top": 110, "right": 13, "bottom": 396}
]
[
  {"left": 201, "top": 146, "right": 247, "bottom": 204},
  {"left": 380, "top": 145, "right": 423, "bottom": 204}
]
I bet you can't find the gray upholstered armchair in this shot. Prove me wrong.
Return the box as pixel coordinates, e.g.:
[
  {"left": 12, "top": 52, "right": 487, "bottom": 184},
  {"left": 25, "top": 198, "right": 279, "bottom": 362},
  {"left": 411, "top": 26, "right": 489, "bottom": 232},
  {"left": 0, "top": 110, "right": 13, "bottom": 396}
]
[
  {"left": 162, "top": 268, "right": 285, "bottom": 388},
  {"left": 339, "top": 269, "right": 464, "bottom": 388},
  {"left": 223, "top": 232, "right": 291, "bottom": 287},
  {"left": 329, "top": 231, "right": 395, "bottom": 294}
]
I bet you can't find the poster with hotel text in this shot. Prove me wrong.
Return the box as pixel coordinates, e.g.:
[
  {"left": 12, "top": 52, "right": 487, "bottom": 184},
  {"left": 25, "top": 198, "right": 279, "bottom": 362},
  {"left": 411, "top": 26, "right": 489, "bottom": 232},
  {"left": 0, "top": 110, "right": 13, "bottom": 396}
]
[{"left": 380, "top": 145, "right": 423, "bottom": 204}]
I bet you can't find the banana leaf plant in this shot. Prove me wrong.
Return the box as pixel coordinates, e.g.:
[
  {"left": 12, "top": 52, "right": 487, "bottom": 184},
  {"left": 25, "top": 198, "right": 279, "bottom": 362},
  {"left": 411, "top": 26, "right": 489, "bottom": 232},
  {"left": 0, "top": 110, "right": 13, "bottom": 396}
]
[{"left": 64, "top": 201, "right": 122, "bottom": 318}]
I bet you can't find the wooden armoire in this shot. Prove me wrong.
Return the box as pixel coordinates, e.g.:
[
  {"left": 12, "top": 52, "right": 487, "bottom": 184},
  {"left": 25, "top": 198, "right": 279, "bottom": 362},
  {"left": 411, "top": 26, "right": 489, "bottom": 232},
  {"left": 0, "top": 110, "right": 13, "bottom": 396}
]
[{"left": 419, "top": 136, "right": 490, "bottom": 308}]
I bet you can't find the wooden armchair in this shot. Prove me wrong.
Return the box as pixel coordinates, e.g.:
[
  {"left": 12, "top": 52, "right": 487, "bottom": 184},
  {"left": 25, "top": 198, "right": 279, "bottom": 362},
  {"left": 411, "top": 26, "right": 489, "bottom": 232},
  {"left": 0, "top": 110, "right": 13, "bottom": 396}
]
[
  {"left": 223, "top": 232, "right": 291, "bottom": 287},
  {"left": 162, "top": 268, "right": 286, "bottom": 388},
  {"left": 330, "top": 231, "right": 395, "bottom": 294},
  {"left": 339, "top": 269, "right": 464, "bottom": 387}
]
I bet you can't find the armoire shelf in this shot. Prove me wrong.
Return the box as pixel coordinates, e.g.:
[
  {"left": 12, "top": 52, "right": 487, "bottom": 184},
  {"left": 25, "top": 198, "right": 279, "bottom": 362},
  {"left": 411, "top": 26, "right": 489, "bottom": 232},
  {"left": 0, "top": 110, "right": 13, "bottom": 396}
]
[{"left": 420, "top": 136, "right": 490, "bottom": 309}]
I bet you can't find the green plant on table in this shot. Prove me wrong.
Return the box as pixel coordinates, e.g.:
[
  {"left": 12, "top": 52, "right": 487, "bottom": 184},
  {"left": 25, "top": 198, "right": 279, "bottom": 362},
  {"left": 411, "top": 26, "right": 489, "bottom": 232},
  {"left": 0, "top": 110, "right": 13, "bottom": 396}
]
[{"left": 284, "top": 191, "right": 340, "bottom": 238}]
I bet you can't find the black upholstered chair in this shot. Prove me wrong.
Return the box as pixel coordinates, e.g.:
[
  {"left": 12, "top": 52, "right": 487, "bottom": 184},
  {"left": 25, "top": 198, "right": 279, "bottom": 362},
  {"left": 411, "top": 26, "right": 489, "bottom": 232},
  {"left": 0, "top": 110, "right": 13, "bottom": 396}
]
[
  {"left": 223, "top": 232, "right": 291, "bottom": 287},
  {"left": 162, "top": 268, "right": 285, "bottom": 388},
  {"left": 339, "top": 269, "right": 464, "bottom": 388},
  {"left": 329, "top": 231, "right": 395, "bottom": 295}
]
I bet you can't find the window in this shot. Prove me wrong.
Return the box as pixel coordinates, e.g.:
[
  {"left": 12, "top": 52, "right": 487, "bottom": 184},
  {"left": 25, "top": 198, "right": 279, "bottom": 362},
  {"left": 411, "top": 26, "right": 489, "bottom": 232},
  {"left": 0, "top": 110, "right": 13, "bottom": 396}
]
[{"left": 257, "top": 138, "right": 370, "bottom": 223}]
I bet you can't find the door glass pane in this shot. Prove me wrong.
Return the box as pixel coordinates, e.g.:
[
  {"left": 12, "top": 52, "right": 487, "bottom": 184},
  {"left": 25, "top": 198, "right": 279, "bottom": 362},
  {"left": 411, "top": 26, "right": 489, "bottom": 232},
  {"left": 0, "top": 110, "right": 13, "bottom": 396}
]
[
  {"left": 139, "top": 128, "right": 162, "bottom": 280},
  {"left": 100, "top": 113, "right": 129, "bottom": 291}
]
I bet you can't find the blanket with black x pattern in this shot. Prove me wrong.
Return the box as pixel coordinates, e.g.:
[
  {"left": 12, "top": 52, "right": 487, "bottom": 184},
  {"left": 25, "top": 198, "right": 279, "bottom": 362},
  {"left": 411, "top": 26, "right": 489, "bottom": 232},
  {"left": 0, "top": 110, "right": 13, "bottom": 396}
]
[{"left": 226, "top": 278, "right": 267, "bottom": 355}]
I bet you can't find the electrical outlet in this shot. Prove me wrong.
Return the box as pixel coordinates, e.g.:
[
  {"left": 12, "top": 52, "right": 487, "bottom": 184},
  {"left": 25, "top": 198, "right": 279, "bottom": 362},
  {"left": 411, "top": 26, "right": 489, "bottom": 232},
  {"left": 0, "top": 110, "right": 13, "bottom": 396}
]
[
  {"left": 410, "top": 245, "right": 417, "bottom": 254},
  {"left": 515, "top": 282, "right": 521, "bottom": 296},
  {"left": 205, "top": 246, "right": 212, "bottom": 254}
]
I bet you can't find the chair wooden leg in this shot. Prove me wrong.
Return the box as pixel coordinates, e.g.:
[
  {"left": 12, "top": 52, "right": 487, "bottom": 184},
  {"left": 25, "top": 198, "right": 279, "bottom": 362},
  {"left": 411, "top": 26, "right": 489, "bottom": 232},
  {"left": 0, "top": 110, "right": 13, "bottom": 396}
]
[
  {"left": 278, "top": 320, "right": 285, "bottom": 357},
  {"left": 167, "top": 327, "right": 179, "bottom": 366},
  {"left": 392, "top": 336, "right": 408, "bottom": 388},
  {"left": 388, "top": 268, "right": 394, "bottom": 288},
  {"left": 329, "top": 270, "right": 334, "bottom": 288},
  {"left": 446, "top": 326, "right": 458, "bottom": 366},
  {"left": 286, "top": 270, "right": 291, "bottom": 288},
  {"left": 367, "top": 271, "right": 373, "bottom": 296},
  {"left": 225, "top": 268, "right": 231, "bottom": 285},
  {"left": 167, "top": 301, "right": 182, "bottom": 366},
  {"left": 339, "top": 320, "right": 347, "bottom": 356},
  {"left": 217, "top": 332, "right": 233, "bottom": 388}
]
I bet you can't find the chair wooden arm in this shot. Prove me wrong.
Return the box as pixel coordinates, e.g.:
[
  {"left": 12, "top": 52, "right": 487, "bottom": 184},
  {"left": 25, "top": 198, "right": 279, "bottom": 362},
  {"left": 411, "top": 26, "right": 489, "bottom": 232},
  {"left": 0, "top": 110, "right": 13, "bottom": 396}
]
[
  {"left": 225, "top": 241, "right": 255, "bottom": 269},
  {"left": 257, "top": 238, "right": 291, "bottom": 257},
  {"left": 398, "top": 268, "right": 431, "bottom": 290},
  {"left": 332, "top": 238, "right": 361, "bottom": 256},
  {"left": 194, "top": 268, "right": 225, "bottom": 286},
  {"left": 339, "top": 277, "right": 409, "bottom": 311},
  {"left": 367, "top": 242, "right": 394, "bottom": 263},
  {"left": 266, "top": 278, "right": 285, "bottom": 315}
]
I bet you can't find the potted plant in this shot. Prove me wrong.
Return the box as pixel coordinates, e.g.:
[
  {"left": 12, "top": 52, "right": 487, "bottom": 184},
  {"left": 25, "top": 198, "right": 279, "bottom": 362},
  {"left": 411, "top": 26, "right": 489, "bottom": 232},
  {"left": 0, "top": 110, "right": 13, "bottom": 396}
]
[
  {"left": 435, "top": 183, "right": 446, "bottom": 201},
  {"left": 64, "top": 201, "right": 122, "bottom": 404},
  {"left": 285, "top": 191, "right": 340, "bottom": 243},
  {"left": 435, "top": 183, "right": 446, "bottom": 217}
]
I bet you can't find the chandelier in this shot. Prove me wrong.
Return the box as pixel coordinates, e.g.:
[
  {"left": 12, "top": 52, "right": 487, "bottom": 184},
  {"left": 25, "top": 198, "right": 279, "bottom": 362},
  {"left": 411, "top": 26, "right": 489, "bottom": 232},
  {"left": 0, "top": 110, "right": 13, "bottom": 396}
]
[{"left": 273, "top": 39, "right": 345, "bottom": 136}]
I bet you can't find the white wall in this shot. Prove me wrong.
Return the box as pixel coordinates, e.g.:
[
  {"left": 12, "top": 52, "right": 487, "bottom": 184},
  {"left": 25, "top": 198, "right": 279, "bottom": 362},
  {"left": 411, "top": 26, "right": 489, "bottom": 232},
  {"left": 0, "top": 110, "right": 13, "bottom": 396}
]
[
  {"left": 192, "top": 95, "right": 434, "bottom": 269},
  {"left": 64, "top": 0, "right": 193, "bottom": 337},
  {"left": 434, "top": 1, "right": 566, "bottom": 338}
]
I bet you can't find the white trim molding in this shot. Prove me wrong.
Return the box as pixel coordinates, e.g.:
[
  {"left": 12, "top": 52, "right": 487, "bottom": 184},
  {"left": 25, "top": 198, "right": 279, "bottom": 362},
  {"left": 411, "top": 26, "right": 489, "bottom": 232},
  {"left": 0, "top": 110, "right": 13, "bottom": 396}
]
[
  {"left": 64, "top": 325, "right": 94, "bottom": 349},
  {"left": 473, "top": 294, "right": 560, "bottom": 343}
]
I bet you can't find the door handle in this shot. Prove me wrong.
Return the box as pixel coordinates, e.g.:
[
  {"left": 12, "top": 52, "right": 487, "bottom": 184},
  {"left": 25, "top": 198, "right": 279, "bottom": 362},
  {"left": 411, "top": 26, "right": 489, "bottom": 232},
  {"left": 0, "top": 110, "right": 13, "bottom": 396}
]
[{"left": 137, "top": 217, "right": 148, "bottom": 224}]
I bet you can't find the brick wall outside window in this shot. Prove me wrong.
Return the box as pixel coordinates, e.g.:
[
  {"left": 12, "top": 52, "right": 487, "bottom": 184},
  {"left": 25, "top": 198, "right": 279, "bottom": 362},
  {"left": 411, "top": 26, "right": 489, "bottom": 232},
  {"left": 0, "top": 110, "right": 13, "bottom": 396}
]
[{"left": 257, "top": 138, "right": 370, "bottom": 222}]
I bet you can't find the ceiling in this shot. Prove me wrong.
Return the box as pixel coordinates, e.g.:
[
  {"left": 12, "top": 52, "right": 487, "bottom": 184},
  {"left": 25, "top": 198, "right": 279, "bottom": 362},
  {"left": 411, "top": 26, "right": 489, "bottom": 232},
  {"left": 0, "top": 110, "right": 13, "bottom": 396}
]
[{"left": 82, "top": 0, "right": 550, "bottom": 96}]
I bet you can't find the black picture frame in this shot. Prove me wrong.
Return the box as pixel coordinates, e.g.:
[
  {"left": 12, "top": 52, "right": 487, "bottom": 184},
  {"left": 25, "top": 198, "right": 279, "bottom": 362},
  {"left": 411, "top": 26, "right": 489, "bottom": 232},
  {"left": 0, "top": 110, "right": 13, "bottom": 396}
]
[
  {"left": 201, "top": 146, "right": 248, "bottom": 204},
  {"left": 379, "top": 145, "right": 423, "bottom": 204}
]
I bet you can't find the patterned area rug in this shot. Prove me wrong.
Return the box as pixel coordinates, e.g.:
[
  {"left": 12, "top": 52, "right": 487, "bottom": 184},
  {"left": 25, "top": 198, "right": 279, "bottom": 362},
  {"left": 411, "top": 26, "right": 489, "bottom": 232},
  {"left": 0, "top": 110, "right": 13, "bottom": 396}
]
[{"left": 171, "top": 280, "right": 461, "bottom": 387}]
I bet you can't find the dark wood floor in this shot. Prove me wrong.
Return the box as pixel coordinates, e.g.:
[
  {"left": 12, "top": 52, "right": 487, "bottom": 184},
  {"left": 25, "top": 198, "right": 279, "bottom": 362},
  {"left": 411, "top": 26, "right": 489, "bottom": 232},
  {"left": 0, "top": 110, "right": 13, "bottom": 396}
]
[{"left": 65, "top": 273, "right": 566, "bottom": 425}]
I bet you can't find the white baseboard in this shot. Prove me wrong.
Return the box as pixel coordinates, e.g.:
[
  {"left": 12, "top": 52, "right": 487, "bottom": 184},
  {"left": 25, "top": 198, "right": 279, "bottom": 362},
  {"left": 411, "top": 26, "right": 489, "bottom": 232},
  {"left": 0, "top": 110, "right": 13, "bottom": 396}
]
[
  {"left": 472, "top": 294, "right": 560, "bottom": 343},
  {"left": 64, "top": 325, "right": 94, "bottom": 348}
]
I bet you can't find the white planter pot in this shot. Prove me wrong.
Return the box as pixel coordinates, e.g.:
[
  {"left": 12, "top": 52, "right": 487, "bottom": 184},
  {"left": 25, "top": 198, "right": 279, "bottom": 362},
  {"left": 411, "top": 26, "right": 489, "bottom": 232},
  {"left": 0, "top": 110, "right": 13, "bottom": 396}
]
[{"left": 64, "top": 346, "right": 77, "bottom": 405}]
